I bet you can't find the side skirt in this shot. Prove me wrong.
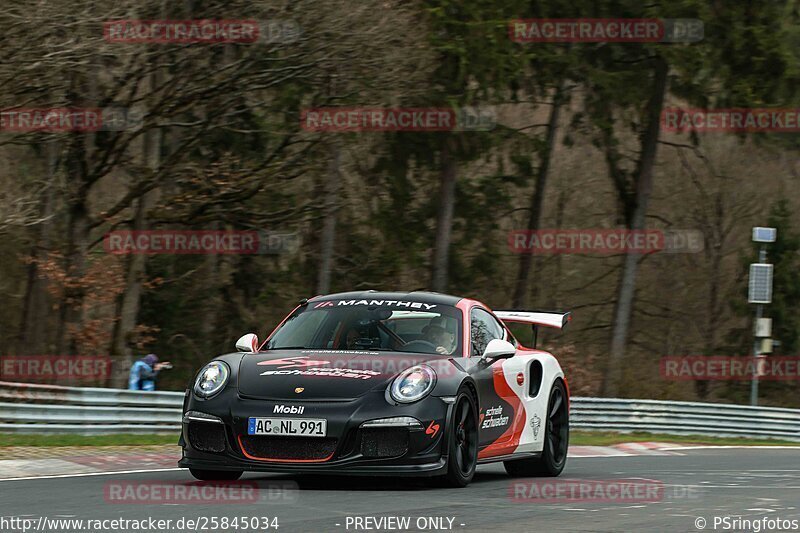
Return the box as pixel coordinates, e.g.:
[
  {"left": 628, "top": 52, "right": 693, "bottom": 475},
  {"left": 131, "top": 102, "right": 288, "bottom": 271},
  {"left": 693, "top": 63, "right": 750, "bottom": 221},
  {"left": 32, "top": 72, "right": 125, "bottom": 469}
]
[{"left": 477, "top": 451, "right": 541, "bottom": 465}]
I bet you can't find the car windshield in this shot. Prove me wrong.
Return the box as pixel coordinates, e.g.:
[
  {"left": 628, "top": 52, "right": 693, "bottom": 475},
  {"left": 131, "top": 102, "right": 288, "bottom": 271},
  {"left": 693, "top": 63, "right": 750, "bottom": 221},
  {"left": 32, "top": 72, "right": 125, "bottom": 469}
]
[{"left": 265, "top": 299, "right": 463, "bottom": 356}]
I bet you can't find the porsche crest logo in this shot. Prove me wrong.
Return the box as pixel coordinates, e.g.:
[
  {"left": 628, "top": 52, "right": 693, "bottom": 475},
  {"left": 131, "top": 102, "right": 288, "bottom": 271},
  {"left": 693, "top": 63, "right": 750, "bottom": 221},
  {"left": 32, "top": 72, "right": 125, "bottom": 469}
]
[{"left": 294, "top": 387, "right": 304, "bottom": 394}]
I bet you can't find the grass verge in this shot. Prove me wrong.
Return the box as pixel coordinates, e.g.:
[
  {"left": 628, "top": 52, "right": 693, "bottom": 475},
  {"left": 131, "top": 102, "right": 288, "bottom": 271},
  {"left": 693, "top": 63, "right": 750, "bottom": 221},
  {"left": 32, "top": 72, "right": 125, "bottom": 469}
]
[
  {"left": 0, "top": 433, "right": 179, "bottom": 447},
  {"left": 570, "top": 430, "right": 798, "bottom": 447}
]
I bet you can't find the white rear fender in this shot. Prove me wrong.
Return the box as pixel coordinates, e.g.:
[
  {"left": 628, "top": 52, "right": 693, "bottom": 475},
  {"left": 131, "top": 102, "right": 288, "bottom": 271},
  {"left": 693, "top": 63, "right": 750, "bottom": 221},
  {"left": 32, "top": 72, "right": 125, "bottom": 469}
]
[{"left": 498, "top": 351, "right": 565, "bottom": 454}]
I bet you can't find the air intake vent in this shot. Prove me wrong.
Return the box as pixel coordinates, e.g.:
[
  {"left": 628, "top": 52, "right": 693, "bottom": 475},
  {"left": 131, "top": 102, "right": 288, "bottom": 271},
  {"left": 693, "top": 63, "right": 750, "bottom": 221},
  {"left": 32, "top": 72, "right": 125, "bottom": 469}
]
[
  {"left": 188, "top": 423, "right": 227, "bottom": 453},
  {"left": 361, "top": 427, "right": 409, "bottom": 458},
  {"left": 239, "top": 436, "right": 338, "bottom": 462}
]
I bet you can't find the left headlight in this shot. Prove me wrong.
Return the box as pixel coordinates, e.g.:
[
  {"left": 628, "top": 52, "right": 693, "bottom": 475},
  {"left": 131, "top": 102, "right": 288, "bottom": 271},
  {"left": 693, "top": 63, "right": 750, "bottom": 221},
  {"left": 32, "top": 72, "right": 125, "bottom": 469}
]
[
  {"left": 193, "top": 361, "right": 230, "bottom": 399},
  {"left": 390, "top": 364, "right": 437, "bottom": 404}
]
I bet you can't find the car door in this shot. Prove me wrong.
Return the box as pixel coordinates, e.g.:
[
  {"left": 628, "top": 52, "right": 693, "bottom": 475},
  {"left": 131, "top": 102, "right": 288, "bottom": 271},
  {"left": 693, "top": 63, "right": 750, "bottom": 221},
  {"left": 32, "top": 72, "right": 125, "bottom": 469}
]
[{"left": 469, "top": 307, "right": 521, "bottom": 454}]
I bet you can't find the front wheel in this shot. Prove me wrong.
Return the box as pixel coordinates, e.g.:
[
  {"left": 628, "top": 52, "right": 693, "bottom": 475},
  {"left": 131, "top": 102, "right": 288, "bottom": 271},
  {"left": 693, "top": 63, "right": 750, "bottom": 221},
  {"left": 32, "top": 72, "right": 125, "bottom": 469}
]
[
  {"left": 189, "top": 468, "right": 243, "bottom": 481},
  {"left": 504, "top": 379, "right": 569, "bottom": 477},
  {"left": 438, "top": 390, "right": 479, "bottom": 487}
]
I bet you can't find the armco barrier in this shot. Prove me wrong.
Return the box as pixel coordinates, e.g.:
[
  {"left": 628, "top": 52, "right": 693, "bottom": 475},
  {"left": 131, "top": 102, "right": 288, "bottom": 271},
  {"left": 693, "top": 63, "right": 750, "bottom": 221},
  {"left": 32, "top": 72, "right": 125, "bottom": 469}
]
[
  {"left": 571, "top": 397, "right": 800, "bottom": 441},
  {"left": 0, "top": 381, "right": 183, "bottom": 407},
  {"left": 0, "top": 381, "right": 799, "bottom": 440},
  {"left": 0, "top": 381, "right": 183, "bottom": 434}
]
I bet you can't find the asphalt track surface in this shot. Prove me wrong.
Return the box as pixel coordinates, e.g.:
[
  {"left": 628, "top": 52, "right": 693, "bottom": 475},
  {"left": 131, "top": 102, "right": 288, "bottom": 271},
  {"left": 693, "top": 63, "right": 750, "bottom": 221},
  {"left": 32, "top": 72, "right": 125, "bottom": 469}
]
[{"left": 2, "top": 448, "right": 800, "bottom": 533}]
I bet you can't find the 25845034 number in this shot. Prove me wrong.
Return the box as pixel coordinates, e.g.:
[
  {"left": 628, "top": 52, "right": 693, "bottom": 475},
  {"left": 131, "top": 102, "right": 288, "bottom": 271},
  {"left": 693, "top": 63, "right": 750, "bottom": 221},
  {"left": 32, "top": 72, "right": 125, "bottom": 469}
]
[{"left": 195, "top": 516, "right": 279, "bottom": 530}]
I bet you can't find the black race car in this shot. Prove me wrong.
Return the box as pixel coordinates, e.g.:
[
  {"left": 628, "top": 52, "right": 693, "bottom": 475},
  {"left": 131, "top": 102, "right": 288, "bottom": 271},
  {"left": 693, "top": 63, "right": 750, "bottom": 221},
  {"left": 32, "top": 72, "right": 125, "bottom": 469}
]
[{"left": 179, "top": 291, "right": 570, "bottom": 487}]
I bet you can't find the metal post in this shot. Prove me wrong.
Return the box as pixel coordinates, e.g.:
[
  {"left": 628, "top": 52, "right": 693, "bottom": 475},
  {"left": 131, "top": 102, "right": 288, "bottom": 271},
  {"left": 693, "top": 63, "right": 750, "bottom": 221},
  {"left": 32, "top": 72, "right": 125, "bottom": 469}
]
[
  {"left": 750, "top": 245, "right": 767, "bottom": 407},
  {"left": 750, "top": 304, "right": 763, "bottom": 406}
]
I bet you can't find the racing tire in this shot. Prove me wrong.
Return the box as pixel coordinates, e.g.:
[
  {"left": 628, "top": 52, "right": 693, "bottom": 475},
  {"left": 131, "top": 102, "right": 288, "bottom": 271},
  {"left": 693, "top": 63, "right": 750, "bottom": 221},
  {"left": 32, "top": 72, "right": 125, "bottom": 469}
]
[
  {"left": 504, "top": 379, "right": 568, "bottom": 477},
  {"left": 189, "top": 468, "right": 244, "bottom": 481},
  {"left": 437, "top": 389, "right": 479, "bottom": 488}
]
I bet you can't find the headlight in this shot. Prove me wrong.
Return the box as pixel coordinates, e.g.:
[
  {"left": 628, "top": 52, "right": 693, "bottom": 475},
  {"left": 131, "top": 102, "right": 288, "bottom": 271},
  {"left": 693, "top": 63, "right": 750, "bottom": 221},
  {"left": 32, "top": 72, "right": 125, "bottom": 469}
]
[
  {"left": 193, "top": 361, "right": 230, "bottom": 399},
  {"left": 390, "top": 365, "right": 437, "bottom": 404}
]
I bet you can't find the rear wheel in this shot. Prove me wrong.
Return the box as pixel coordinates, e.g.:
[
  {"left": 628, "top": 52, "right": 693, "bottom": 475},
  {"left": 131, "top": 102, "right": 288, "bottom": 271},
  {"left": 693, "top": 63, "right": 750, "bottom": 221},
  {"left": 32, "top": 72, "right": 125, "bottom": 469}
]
[
  {"left": 189, "top": 468, "right": 243, "bottom": 481},
  {"left": 504, "top": 379, "right": 568, "bottom": 477},
  {"left": 438, "top": 390, "right": 478, "bottom": 487}
]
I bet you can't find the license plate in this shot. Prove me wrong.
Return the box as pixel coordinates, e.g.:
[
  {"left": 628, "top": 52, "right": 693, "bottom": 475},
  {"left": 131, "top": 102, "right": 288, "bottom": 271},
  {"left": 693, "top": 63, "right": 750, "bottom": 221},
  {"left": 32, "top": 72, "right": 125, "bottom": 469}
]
[{"left": 247, "top": 417, "right": 327, "bottom": 437}]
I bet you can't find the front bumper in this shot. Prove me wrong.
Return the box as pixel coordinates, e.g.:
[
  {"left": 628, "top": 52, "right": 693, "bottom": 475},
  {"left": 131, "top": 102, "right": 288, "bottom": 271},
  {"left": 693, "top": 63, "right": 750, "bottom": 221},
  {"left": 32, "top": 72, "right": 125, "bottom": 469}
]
[{"left": 179, "top": 388, "right": 452, "bottom": 477}]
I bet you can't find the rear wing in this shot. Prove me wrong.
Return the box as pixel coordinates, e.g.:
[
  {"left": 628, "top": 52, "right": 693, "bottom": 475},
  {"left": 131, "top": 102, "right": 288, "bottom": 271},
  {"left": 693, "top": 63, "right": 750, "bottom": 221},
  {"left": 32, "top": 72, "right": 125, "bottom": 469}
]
[
  {"left": 493, "top": 310, "right": 571, "bottom": 330},
  {"left": 493, "top": 310, "right": 571, "bottom": 348}
]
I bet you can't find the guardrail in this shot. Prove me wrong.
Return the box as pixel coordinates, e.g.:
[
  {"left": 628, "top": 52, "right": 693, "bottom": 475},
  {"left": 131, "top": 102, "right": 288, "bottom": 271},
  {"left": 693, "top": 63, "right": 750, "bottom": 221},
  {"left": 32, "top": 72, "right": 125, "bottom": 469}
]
[
  {"left": 0, "top": 381, "right": 183, "bottom": 434},
  {"left": 571, "top": 397, "right": 800, "bottom": 441},
  {"left": 1, "top": 381, "right": 799, "bottom": 440}
]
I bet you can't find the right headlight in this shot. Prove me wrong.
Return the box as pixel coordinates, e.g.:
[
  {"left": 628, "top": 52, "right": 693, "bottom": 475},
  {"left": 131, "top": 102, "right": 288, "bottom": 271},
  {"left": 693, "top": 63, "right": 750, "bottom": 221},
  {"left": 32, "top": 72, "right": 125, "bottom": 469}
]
[
  {"left": 390, "top": 365, "right": 437, "bottom": 404},
  {"left": 193, "top": 361, "right": 230, "bottom": 399}
]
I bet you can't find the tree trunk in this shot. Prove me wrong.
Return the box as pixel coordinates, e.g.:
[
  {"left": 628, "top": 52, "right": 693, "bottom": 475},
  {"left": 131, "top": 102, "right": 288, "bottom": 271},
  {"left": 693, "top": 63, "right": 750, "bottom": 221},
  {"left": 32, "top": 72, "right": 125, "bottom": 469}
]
[
  {"left": 697, "top": 194, "right": 726, "bottom": 399},
  {"left": 316, "top": 140, "right": 341, "bottom": 294},
  {"left": 199, "top": 222, "right": 234, "bottom": 355},
  {"left": 18, "top": 140, "right": 59, "bottom": 354},
  {"left": 512, "top": 84, "right": 564, "bottom": 308},
  {"left": 431, "top": 138, "right": 457, "bottom": 292},
  {"left": 697, "top": 247, "right": 722, "bottom": 399},
  {"left": 56, "top": 205, "right": 90, "bottom": 356},
  {"left": 109, "top": 90, "right": 161, "bottom": 388},
  {"left": 603, "top": 56, "right": 669, "bottom": 397},
  {"left": 54, "top": 60, "right": 98, "bottom": 358},
  {"left": 55, "top": 133, "right": 91, "bottom": 356},
  {"left": 548, "top": 185, "right": 569, "bottom": 310},
  {"left": 109, "top": 192, "right": 157, "bottom": 387}
]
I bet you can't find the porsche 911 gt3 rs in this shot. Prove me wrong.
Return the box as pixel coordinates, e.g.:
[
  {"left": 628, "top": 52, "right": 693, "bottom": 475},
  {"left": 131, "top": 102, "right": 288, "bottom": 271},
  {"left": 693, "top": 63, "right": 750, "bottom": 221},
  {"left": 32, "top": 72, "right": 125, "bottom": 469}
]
[{"left": 179, "top": 291, "right": 571, "bottom": 487}]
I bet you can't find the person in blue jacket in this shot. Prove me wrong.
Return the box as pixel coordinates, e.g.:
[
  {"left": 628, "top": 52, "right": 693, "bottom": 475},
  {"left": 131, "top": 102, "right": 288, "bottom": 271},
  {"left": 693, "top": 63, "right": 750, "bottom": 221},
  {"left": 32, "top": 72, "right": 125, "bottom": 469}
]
[{"left": 128, "top": 354, "right": 170, "bottom": 391}]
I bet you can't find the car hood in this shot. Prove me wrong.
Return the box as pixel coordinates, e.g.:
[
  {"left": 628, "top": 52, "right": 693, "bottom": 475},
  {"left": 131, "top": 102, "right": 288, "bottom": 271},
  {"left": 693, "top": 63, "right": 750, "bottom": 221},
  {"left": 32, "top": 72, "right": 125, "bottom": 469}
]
[{"left": 237, "top": 350, "right": 444, "bottom": 401}]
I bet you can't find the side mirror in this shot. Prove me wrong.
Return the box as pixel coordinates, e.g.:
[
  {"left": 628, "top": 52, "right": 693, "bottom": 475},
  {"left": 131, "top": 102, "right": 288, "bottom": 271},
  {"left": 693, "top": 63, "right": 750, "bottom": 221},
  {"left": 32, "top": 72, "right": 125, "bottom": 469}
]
[
  {"left": 482, "top": 338, "right": 516, "bottom": 361},
  {"left": 235, "top": 333, "right": 259, "bottom": 353}
]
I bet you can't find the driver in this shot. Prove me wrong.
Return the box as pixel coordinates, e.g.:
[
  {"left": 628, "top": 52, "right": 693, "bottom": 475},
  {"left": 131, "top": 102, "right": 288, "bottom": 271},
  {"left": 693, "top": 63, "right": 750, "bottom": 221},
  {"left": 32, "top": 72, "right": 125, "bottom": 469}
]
[
  {"left": 421, "top": 323, "right": 456, "bottom": 355},
  {"left": 344, "top": 327, "right": 361, "bottom": 349}
]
